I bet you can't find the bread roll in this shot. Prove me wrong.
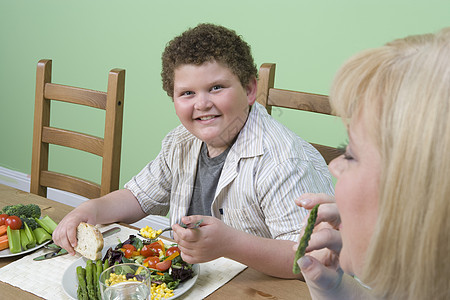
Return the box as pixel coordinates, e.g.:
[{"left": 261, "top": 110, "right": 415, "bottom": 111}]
[{"left": 74, "top": 222, "right": 104, "bottom": 260}]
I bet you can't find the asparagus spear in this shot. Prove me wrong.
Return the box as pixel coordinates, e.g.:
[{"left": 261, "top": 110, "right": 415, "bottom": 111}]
[
  {"left": 293, "top": 204, "right": 320, "bottom": 274},
  {"left": 103, "top": 259, "right": 109, "bottom": 271},
  {"left": 76, "top": 266, "right": 88, "bottom": 300},
  {"left": 96, "top": 259, "right": 103, "bottom": 300},
  {"left": 86, "top": 260, "right": 96, "bottom": 299},
  {"left": 92, "top": 263, "right": 97, "bottom": 299}
]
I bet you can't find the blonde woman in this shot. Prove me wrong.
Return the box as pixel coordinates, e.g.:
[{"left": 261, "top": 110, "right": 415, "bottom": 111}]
[{"left": 295, "top": 28, "right": 450, "bottom": 299}]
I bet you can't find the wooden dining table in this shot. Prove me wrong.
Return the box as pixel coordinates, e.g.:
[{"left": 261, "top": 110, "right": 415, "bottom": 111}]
[{"left": 0, "top": 183, "right": 312, "bottom": 299}]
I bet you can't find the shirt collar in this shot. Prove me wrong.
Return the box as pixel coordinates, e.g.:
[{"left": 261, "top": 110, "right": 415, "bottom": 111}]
[{"left": 227, "top": 102, "right": 265, "bottom": 161}]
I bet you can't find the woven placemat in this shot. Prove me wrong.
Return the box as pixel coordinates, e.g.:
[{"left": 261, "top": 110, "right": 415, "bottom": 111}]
[{"left": 0, "top": 223, "right": 246, "bottom": 299}]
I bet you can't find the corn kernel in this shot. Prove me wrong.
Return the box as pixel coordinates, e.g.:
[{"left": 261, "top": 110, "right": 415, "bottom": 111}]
[
  {"left": 150, "top": 282, "right": 174, "bottom": 300},
  {"left": 140, "top": 226, "right": 163, "bottom": 239},
  {"left": 105, "top": 272, "right": 140, "bottom": 286}
]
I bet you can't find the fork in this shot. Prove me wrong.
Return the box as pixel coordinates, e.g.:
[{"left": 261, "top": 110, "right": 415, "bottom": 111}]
[
  {"left": 139, "top": 219, "right": 203, "bottom": 243},
  {"left": 179, "top": 219, "right": 203, "bottom": 229},
  {"left": 138, "top": 226, "right": 173, "bottom": 241}
]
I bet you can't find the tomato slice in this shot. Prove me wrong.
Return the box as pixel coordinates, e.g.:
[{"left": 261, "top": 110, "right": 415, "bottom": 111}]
[
  {"left": 143, "top": 256, "right": 160, "bottom": 269},
  {"left": 122, "top": 244, "right": 136, "bottom": 251},
  {"left": 124, "top": 248, "right": 134, "bottom": 259},
  {"left": 166, "top": 246, "right": 180, "bottom": 257},
  {"left": 148, "top": 241, "right": 163, "bottom": 255},
  {"left": 156, "top": 260, "right": 172, "bottom": 272},
  {"left": 141, "top": 245, "right": 158, "bottom": 257}
]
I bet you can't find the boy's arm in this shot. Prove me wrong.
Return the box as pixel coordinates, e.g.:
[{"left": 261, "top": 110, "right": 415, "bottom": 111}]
[
  {"left": 52, "top": 189, "right": 146, "bottom": 255},
  {"left": 226, "top": 229, "right": 303, "bottom": 278}
]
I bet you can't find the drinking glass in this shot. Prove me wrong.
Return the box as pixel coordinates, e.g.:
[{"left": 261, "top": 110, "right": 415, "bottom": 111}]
[{"left": 99, "top": 263, "right": 151, "bottom": 300}]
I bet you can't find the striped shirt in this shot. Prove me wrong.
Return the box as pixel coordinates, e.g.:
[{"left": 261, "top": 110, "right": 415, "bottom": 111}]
[{"left": 125, "top": 102, "right": 334, "bottom": 242}]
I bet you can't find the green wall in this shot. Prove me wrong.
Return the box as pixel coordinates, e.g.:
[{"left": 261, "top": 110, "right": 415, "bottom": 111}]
[{"left": 1, "top": 1, "right": 449, "bottom": 188}]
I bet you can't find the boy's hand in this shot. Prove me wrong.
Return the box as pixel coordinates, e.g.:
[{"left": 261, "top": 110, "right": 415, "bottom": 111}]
[
  {"left": 173, "top": 215, "right": 237, "bottom": 264},
  {"left": 52, "top": 203, "right": 97, "bottom": 255}
]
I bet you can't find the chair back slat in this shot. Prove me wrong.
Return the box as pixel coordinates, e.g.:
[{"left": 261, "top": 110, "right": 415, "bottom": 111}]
[
  {"left": 268, "top": 89, "right": 331, "bottom": 115},
  {"left": 40, "top": 171, "right": 101, "bottom": 199},
  {"left": 42, "top": 127, "right": 104, "bottom": 156},
  {"left": 45, "top": 83, "right": 107, "bottom": 109},
  {"left": 257, "top": 63, "right": 340, "bottom": 164}
]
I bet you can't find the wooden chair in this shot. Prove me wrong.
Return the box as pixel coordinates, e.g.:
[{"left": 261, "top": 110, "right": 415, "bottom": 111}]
[
  {"left": 256, "top": 63, "right": 341, "bottom": 164},
  {"left": 30, "top": 59, "right": 125, "bottom": 199}
]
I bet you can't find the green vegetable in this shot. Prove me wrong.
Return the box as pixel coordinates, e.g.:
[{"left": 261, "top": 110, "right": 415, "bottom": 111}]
[
  {"left": 86, "top": 260, "right": 96, "bottom": 300},
  {"left": 132, "top": 255, "right": 146, "bottom": 265},
  {"left": 20, "top": 217, "right": 39, "bottom": 230},
  {"left": 167, "top": 279, "right": 181, "bottom": 290},
  {"left": 92, "top": 263, "right": 98, "bottom": 300},
  {"left": 23, "top": 222, "right": 36, "bottom": 249},
  {"left": 33, "top": 227, "right": 52, "bottom": 244},
  {"left": 96, "top": 260, "right": 103, "bottom": 300},
  {"left": 77, "top": 266, "right": 88, "bottom": 300},
  {"left": 103, "top": 259, "right": 109, "bottom": 271},
  {"left": 293, "top": 204, "right": 320, "bottom": 274},
  {"left": 7, "top": 226, "right": 22, "bottom": 253},
  {"left": 118, "top": 235, "right": 144, "bottom": 251},
  {"left": 35, "top": 215, "right": 58, "bottom": 234},
  {"left": 19, "top": 229, "right": 30, "bottom": 250},
  {"left": 2, "top": 204, "right": 41, "bottom": 219}
]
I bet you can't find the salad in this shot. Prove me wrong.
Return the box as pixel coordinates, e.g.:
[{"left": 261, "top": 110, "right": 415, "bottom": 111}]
[{"left": 103, "top": 234, "right": 194, "bottom": 290}]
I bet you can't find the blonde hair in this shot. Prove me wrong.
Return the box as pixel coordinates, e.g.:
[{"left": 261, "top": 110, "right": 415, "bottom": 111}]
[{"left": 330, "top": 28, "right": 450, "bottom": 299}]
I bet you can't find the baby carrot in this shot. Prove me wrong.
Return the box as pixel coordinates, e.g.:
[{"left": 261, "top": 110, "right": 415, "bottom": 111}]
[{"left": 0, "top": 225, "right": 7, "bottom": 236}]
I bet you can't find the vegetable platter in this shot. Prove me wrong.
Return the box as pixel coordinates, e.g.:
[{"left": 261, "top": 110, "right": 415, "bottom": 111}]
[{"left": 0, "top": 203, "right": 58, "bottom": 257}]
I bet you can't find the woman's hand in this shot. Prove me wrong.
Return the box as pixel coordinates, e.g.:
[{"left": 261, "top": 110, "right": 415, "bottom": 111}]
[{"left": 294, "top": 193, "right": 345, "bottom": 298}]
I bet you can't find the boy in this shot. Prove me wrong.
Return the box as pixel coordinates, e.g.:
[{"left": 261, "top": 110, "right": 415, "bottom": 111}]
[{"left": 52, "top": 23, "right": 334, "bottom": 279}]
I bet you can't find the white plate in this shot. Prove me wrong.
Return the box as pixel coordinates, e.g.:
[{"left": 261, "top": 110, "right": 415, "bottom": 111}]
[
  {"left": 0, "top": 240, "right": 51, "bottom": 258},
  {"left": 62, "top": 246, "right": 199, "bottom": 300}
]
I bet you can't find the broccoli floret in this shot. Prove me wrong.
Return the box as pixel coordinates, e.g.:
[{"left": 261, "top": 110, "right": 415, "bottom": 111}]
[
  {"left": 2, "top": 204, "right": 25, "bottom": 217},
  {"left": 26, "top": 204, "right": 41, "bottom": 219},
  {"left": 2, "top": 204, "right": 41, "bottom": 219},
  {"left": 20, "top": 217, "right": 39, "bottom": 230}
]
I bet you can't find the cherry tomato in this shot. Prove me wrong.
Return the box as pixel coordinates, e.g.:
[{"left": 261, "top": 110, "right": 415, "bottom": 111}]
[
  {"left": 143, "top": 256, "right": 160, "bottom": 269},
  {"left": 5, "top": 216, "right": 22, "bottom": 230},
  {"left": 124, "top": 248, "right": 134, "bottom": 259},
  {"left": 122, "top": 244, "right": 136, "bottom": 251},
  {"left": 141, "top": 245, "right": 158, "bottom": 257},
  {"left": 156, "top": 260, "right": 172, "bottom": 272},
  {"left": 0, "top": 214, "right": 8, "bottom": 226},
  {"left": 149, "top": 242, "right": 163, "bottom": 255},
  {"left": 166, "top": 246, "right": 180, "bottom": 257}
]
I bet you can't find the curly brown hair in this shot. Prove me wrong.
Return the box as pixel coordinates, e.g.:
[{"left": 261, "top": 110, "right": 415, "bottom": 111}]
[{"left": 161, "top": 23, "right": 257, "bottom": 97}]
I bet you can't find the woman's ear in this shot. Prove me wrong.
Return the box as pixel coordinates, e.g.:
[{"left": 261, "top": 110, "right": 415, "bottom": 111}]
[{"left": 246, "top": 77, "right": 258, "bottom": 105}]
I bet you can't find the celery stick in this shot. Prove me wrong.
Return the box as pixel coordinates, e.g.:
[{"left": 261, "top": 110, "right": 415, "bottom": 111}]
[
  {"left": 20, "top": 229, "right": 30, "bottom": 250},
  {"left": 35, "top": 215, "right": 58, "bottom": 234},
  {"left": 7, "top": 226, "right": 22, "bottom": 253},
  {"left": 24, "top": 222, "right": 36, "bottom": 249},
  {"left": 33, "top": 227, "right": 52, "bottom": 244}
]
